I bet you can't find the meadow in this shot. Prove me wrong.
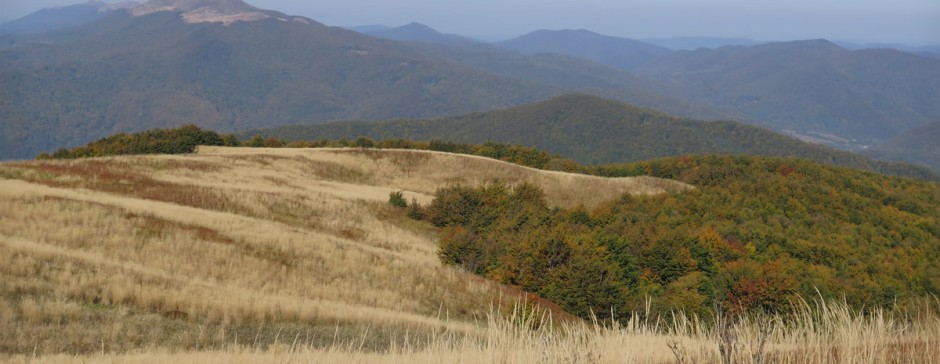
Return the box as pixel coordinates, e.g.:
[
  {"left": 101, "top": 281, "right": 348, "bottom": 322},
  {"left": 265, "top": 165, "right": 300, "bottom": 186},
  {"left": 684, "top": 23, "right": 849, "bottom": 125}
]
[{"left": 0, "top": 147, "right": 936, "bottom": 363}]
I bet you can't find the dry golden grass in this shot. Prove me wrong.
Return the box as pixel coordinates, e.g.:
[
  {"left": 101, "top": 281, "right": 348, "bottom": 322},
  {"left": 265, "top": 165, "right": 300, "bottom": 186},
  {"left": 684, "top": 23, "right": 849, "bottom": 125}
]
[
  {"left": 0, "top": 147, "right": 682, "bottom": 357},
  {"left": 3, "top": 147, "right": 935, "bottom": 363},
  {"left": 8, "top": 299, "right": 939, "bottom": 363}
]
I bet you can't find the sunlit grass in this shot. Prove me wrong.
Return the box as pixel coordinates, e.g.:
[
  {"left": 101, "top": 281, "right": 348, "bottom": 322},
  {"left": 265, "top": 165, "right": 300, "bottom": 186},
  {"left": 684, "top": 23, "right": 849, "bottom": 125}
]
[{"left": 1, "top": 147, "right": 934, "bottom": 363}]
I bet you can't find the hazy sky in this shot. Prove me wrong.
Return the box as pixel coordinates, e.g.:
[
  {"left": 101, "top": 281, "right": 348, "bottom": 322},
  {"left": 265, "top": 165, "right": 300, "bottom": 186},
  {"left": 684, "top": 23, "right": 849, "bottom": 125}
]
[{"left": 2, "top": 0, "right": 938, "bottom": 44}]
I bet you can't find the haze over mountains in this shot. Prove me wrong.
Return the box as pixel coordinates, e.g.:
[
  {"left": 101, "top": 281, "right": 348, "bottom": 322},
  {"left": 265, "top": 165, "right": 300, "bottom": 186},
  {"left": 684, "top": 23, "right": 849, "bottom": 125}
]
[
  {"left": 0, "top": 1, "right": 136, "bottom": 34},
  {"left": 1, "top": 0, "right": 938, "bottom": 174},
  {"left": 498, "top": 29, "right": 673, "bottom": 70}
]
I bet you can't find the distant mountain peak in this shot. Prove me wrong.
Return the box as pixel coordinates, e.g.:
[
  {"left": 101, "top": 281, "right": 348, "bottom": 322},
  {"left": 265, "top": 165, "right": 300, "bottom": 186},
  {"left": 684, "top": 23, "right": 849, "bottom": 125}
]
[
  {"left": 367, "top": 21, "right": 476, "bottom": 45},
  {"left": 499, "top": 29, "right": 673, "bottom": 70},
  {"left": 130, "top": 0, "right": 272, "bottom": 24},
  {"left": 394, "top": 22, "right": 439, "bottom": 34},
  {"left": 765, "top": 39, "right": 844, "bottom": 52},
  {"left": 402, "top": 22, "right": 431, "bottom": 29}
]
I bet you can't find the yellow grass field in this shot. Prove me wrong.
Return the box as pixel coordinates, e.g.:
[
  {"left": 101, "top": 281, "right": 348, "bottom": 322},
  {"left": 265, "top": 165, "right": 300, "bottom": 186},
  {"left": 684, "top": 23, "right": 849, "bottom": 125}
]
[
  {"left": 0, "top": 147, "right": 682, "bottom": 359},
  {"left": 1, "top": 147, "right": 937, "bottom": 363}
]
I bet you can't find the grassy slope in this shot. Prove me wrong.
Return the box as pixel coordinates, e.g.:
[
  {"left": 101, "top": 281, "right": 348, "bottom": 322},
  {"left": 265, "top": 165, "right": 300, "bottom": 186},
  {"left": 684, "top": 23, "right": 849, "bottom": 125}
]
[
  {"left": 1, "top": 147, "right": 937, "bottom": 362},
  {"left": 0, "top": 147, "right": 681, "bottom": 356}
]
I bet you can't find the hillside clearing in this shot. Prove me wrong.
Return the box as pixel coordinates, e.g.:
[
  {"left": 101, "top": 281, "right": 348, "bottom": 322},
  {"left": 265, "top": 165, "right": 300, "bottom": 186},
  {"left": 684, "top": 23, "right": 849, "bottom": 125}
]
[{"left": 0, "top": 147, "right": 684, "bottom": 357}]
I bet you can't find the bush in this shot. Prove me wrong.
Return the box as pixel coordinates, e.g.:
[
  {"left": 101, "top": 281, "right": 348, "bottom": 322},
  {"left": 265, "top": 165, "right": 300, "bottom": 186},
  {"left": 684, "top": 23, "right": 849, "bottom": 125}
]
[
  {"left": 388, "top": 191, "right": 408, "bottom": 208},
  {"left": 407, "top": 198, "right": 425, "bottom": 220}
]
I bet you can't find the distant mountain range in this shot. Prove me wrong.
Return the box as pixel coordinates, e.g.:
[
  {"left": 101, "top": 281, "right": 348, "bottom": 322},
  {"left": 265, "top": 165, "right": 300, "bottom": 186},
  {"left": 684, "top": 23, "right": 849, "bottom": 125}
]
[
  {"left": 246, "top": 94, "right": 937, "bottom": 180},
  {"left": 2, "top": 0, "right": 938, "bottom": 174},
  {"left": 835, "top": 41, "right": 940, "bottom": 56},
  {"left": 498, "top": 29, "right": 673, "bottom": 70},
  {"left": 364, "top": 22, "right": 479, "bottom": 46},
  {"left": 641, "top": 37, "right": 764, "bottom": 50},
  {"left": 0, "top": 1, "right": 137, "bottom": 34},
  {"left": 360, "top": 24, "right": 940, "bottom": 152},
  {"left": 0, "top": 0, "right": 567, "bottom": 160},
  {"left": 636, "top": 40, "right": 940, "bottom": 147},
  {"left": 0, "top": 2, "right": 734, "bottom": 160}
]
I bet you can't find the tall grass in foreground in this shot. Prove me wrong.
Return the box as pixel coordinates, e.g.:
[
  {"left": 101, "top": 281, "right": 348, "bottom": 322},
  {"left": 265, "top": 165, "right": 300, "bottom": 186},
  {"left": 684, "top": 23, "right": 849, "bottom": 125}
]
[{"left": 13, "top": 297, "right": 939, "bottom": 364}]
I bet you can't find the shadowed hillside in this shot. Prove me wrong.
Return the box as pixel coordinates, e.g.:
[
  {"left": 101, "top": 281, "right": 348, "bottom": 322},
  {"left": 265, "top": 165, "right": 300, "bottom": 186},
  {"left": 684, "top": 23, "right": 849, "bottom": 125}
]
[
  {"left": 248, "top": 94, "right": 938, "bottom": 180},
  {"left": 638, "top": 40, "right": 940, "bottom": 145},
  {"left": 0, "top": 4, "right": 558, "bottom": 160},
  {"left": 867, "top": 121, "right": 940, "bottom": 172}
]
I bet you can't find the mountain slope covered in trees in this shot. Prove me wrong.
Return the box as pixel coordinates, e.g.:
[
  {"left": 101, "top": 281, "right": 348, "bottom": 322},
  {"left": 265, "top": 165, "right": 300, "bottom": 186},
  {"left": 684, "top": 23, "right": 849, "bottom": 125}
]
[
  {"left": 0, "top": 5, "right": 561, "bottom": 160},
  {"left": 867, "top": 121, "right": 940, "bottom": 172},
  {"left": 421, "top": 155, "right": 940, "bottom": 320},
  {"left": 637, "top": 40, "right": 940, "bottom": 146},
  {"left": 248, "top": 94, "right": 937, "bottom": 180}
]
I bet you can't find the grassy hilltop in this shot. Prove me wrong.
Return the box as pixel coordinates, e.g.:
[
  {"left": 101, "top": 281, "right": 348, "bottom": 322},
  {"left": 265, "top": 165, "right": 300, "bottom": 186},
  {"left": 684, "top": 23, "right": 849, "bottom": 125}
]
[
  {"left": 1, "top": 146, "right": 938, "bottom": 362},
  {"left": 0, "top": 146, "right": 688, "bottom": 360}
]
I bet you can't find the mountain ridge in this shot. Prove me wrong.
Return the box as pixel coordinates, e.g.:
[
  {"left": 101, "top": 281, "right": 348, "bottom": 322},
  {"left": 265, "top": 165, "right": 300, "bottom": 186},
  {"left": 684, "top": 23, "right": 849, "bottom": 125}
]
[
  {"left": 0, "top": 8, "right": 564, "bottom": 160},
  {"left": 498, "top": 29, "right": 672, "bottom": 70},
  {"left": 365, "top": 22, "right": 479, "bottom": 46},
  {"left": 246, "top": 94, "right": 937, "bottom": 180},
  {"left": 129, "top": 0, "right": 277, "bottom": 24},
  {"left": 637, "top": 40, "right": 940, "bottom": 145}
]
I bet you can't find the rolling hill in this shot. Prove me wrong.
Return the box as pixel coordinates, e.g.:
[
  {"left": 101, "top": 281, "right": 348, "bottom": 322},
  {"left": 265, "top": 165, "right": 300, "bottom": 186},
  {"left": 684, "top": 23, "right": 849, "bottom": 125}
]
[
  {"left": 637, "top": 40, "right": 940, "bottom": 146},
  {"left": 247, "top": 94, "right": 938, "bottom": 180},
  {"left": 0, "top": 146, "right": 684, "bottom": 356},
  {"left": 498, "top": 29, "right": 673, "bottom": 70},
  {"left": 2, "top": 145, "right": 938, "bottom": 362}
]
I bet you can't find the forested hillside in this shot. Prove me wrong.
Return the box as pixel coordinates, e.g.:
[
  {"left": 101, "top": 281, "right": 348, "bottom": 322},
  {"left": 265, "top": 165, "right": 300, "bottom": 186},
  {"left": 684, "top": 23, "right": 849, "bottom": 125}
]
[
  {"left": 0, "top": 8, "right": 555, "bottom": 160},
  {"left": 868, "top": 121, "right": 940, "bottom": 173},
  {"left": 418, "top": 155, "right": 940, "bottom": 320},
  {"left": 249, "top": 94, "right": 938, "bottom": 180},
  {"left": 638, "top": 40, "right": 940, "bottom": 145}
]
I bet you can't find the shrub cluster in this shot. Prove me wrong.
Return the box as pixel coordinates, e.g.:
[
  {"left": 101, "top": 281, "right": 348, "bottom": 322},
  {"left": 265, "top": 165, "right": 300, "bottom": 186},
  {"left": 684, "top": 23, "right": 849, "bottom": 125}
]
[{"left": 39, "top": 125, "right": 237, "bottom": 159}]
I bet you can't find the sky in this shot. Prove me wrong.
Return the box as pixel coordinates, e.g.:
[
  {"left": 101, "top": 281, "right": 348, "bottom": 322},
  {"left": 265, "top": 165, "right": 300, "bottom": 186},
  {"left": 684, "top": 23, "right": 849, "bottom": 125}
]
[{"left": 2, "top": 0, "right": 938, "bottom": 45}]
